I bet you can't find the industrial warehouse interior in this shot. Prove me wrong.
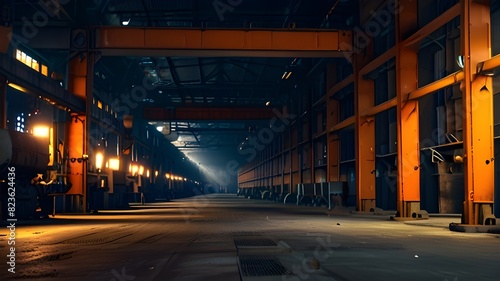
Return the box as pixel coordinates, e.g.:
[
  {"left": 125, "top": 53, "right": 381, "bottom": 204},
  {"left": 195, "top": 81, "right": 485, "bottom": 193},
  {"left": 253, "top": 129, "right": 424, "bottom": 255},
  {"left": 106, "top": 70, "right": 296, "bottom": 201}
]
[{"left": 1, "top": 0, "right": 500, "bottom": 280}]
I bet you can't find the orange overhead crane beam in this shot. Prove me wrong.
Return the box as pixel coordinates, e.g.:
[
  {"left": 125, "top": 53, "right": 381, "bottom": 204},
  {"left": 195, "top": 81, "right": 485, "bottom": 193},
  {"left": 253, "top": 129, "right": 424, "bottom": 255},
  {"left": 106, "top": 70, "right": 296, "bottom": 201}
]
[
  {"left": 95, "top": 28, "right": 352, "bottom": 57},
  {"left": 144, "top": 107, "right": 276, "bottom": 121}
]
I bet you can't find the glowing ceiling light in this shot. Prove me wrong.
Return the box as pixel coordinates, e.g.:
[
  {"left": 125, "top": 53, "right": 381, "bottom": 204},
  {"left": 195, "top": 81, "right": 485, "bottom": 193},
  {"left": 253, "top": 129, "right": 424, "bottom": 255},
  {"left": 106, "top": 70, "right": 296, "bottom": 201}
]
[{"left": 122, "top": 18, "right": 131, "bottom": 26}]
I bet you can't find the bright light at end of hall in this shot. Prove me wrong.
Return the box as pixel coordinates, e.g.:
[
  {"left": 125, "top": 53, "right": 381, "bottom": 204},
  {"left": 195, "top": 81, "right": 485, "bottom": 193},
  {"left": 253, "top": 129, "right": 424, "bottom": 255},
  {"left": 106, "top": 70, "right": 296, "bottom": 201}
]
[
  {"left": 108, "top": 158, "right": 120, "bottom": 171},
  {"left": 32, "top": 126, "right": 50, "bottom": 138}
]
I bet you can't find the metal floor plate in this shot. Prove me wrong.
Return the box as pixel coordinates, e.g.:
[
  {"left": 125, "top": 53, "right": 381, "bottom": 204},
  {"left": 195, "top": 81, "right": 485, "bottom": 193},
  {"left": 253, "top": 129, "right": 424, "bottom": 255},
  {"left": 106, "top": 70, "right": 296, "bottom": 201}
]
[
  {"left": 239, "top": 256, "right": 291, "bottom": 276},
  {"left": 235, "top": 238, "right": 277, "bottom": 247}
]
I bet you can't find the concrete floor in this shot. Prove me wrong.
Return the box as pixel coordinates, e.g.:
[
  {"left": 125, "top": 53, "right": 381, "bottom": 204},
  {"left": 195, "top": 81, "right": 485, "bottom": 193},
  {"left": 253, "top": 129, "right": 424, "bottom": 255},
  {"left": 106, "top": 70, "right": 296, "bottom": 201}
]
[{"left": 1, "top": 194, "right": 499, "bottom": 281}]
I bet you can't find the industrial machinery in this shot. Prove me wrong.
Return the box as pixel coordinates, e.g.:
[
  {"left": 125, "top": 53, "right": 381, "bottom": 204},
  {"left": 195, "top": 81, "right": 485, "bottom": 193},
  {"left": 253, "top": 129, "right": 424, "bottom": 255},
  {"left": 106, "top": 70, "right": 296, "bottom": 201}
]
[{"left": 0, "top": 128, "right": 70, "bottom": 220}]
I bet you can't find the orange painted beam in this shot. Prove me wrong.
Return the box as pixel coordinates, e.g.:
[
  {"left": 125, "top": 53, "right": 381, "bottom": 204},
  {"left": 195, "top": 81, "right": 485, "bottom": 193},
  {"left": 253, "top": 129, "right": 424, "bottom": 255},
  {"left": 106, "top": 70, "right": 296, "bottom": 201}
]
[
  {"left": 95, "top": 28, "right": 352, "bottom": 57},
  {"left": 480, "top": 53, "right": 500, "bottom": 73},
  {"left": 461, "top": 0, "right": 494, "bottom": 225},
  {"left": 361, "top": 98, "right": 397, "bottom": 117},
  {"left": 359, "top": 46, "right": 396, "bottom": 76},
  {"left": 330, "top": 116, "right": 355, "bottom": 132},
  {"left": 404, "top": 3, "right": 460, "bottom": 49},
  {"left": 396, "top": 0, "right": 420, "bottom": 217},
  {"left": 327, "top": 74, "right": 354, "bottom": 98},
  {"left": 143, "top": 107, "right": 276, "bottom": 121},
  {"left": 360, "top": 71, "right": 464, "bottom": 117},
  {"left": 408, "top": 71, "right": 464, "bottom": 100}
]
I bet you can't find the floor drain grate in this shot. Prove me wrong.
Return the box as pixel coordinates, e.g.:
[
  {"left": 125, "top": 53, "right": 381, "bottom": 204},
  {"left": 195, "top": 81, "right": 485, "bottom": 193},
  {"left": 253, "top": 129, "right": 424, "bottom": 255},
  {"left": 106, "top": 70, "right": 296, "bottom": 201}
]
[
  {"left": 239, "top": 256, "right": 291, "bottom": 276},
  {"left": 235, "top": 238, "right": 277, "bottom": 247},
  {"left": 232, "top": 231, "right": 262, "bottom": 236}
]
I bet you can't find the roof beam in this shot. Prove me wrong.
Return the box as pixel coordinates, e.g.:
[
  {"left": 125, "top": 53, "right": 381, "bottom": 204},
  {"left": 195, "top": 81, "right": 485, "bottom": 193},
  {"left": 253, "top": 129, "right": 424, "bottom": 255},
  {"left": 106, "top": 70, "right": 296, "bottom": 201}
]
[
  {"left": 95, "top": 28, "right": 352, "bottom": 57},
  {"left": 174, "top": 127, "right": 248, "bottom": 132},
  {"left": 144, "top": 107, "right": 276, "bottom": 121}
]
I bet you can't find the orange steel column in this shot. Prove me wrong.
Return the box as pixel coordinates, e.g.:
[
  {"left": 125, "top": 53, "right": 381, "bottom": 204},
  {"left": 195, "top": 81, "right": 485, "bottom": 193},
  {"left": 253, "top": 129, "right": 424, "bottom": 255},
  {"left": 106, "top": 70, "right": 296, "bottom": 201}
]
[
  {"left": 67, "top": 52, "right": 95, "bottom": 212},
  {"left": 395, "top": 0, "right": 421, "bottom": 217},
  {"left": 327, "top": 98, "right": 340, "bottom": 182},
  {"left": 0, "top": 25, "right": 11, "bottom": 129},
  {"left": 326, "top": 64, "right": 340, "bottom": 182},
  {"left": 67, "top": 113, "right": 85, "bottom": 197},
  {"left": 355, "top": 52, "right": 376, "bottom": 212},
  {"left": 0, "top": 25, "right": 11, "bottom": 54},
  {"left": 461, "top": 0, "right": 495, "bottom": 225}
]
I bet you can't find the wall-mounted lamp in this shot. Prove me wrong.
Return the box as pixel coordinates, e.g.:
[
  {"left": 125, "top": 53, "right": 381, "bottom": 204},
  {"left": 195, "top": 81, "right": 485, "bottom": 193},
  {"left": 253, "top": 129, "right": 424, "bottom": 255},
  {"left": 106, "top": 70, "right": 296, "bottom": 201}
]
[
  {"left": 123, "top": 115, "right": 133, "bottom": 129},
  {"left": 133, "top": 165, "right": 139, "bottom": 176},
  {"left": 456, "top": 55, "right": 464, "bottom": 69},
  {"left": 108, "top": 158, "right": 120, "bottom": 171},
  {"left": 121, "top": 18, "right": 131, "bottom": 26},
  {"left": 95, "top": 152, "right": 104, "bottom": 173}
]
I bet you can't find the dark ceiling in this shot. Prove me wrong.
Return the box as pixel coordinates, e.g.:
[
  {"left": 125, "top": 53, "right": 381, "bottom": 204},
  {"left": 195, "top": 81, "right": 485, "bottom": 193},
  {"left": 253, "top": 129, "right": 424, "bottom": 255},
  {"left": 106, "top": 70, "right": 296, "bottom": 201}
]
[{"left": 9, "top": 0, "right": 358, "bottom": 166}]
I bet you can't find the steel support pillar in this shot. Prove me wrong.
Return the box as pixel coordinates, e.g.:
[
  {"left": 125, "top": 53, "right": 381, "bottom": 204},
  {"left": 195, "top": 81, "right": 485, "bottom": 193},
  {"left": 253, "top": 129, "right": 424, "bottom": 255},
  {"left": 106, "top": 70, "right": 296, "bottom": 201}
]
[
  {"left": 461, "top": 0, "right": 495, "bottom": 225},
  {"left": 0, "top": 75, "right": 6, "bottom": 129},
  {"left": 0, "top": 23, "right": 10, "bottom": 129},
  {"left": 0, "top": 25, "right": 11, "bottom": 54},
  {"left": 327, "top": 100, "right": 341, "bottom": 182},
  {"left": 67, "top": 52, "right": 95, "bottom": 212},
  {"left": 355, "top": 48, "right": 376, "bottom": 212},
  {"left": 395, "top": 0, "right": 421, "bottom": 218},
  {"left": 326, "top": 64, "right": 341, "bottom": 182}
]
